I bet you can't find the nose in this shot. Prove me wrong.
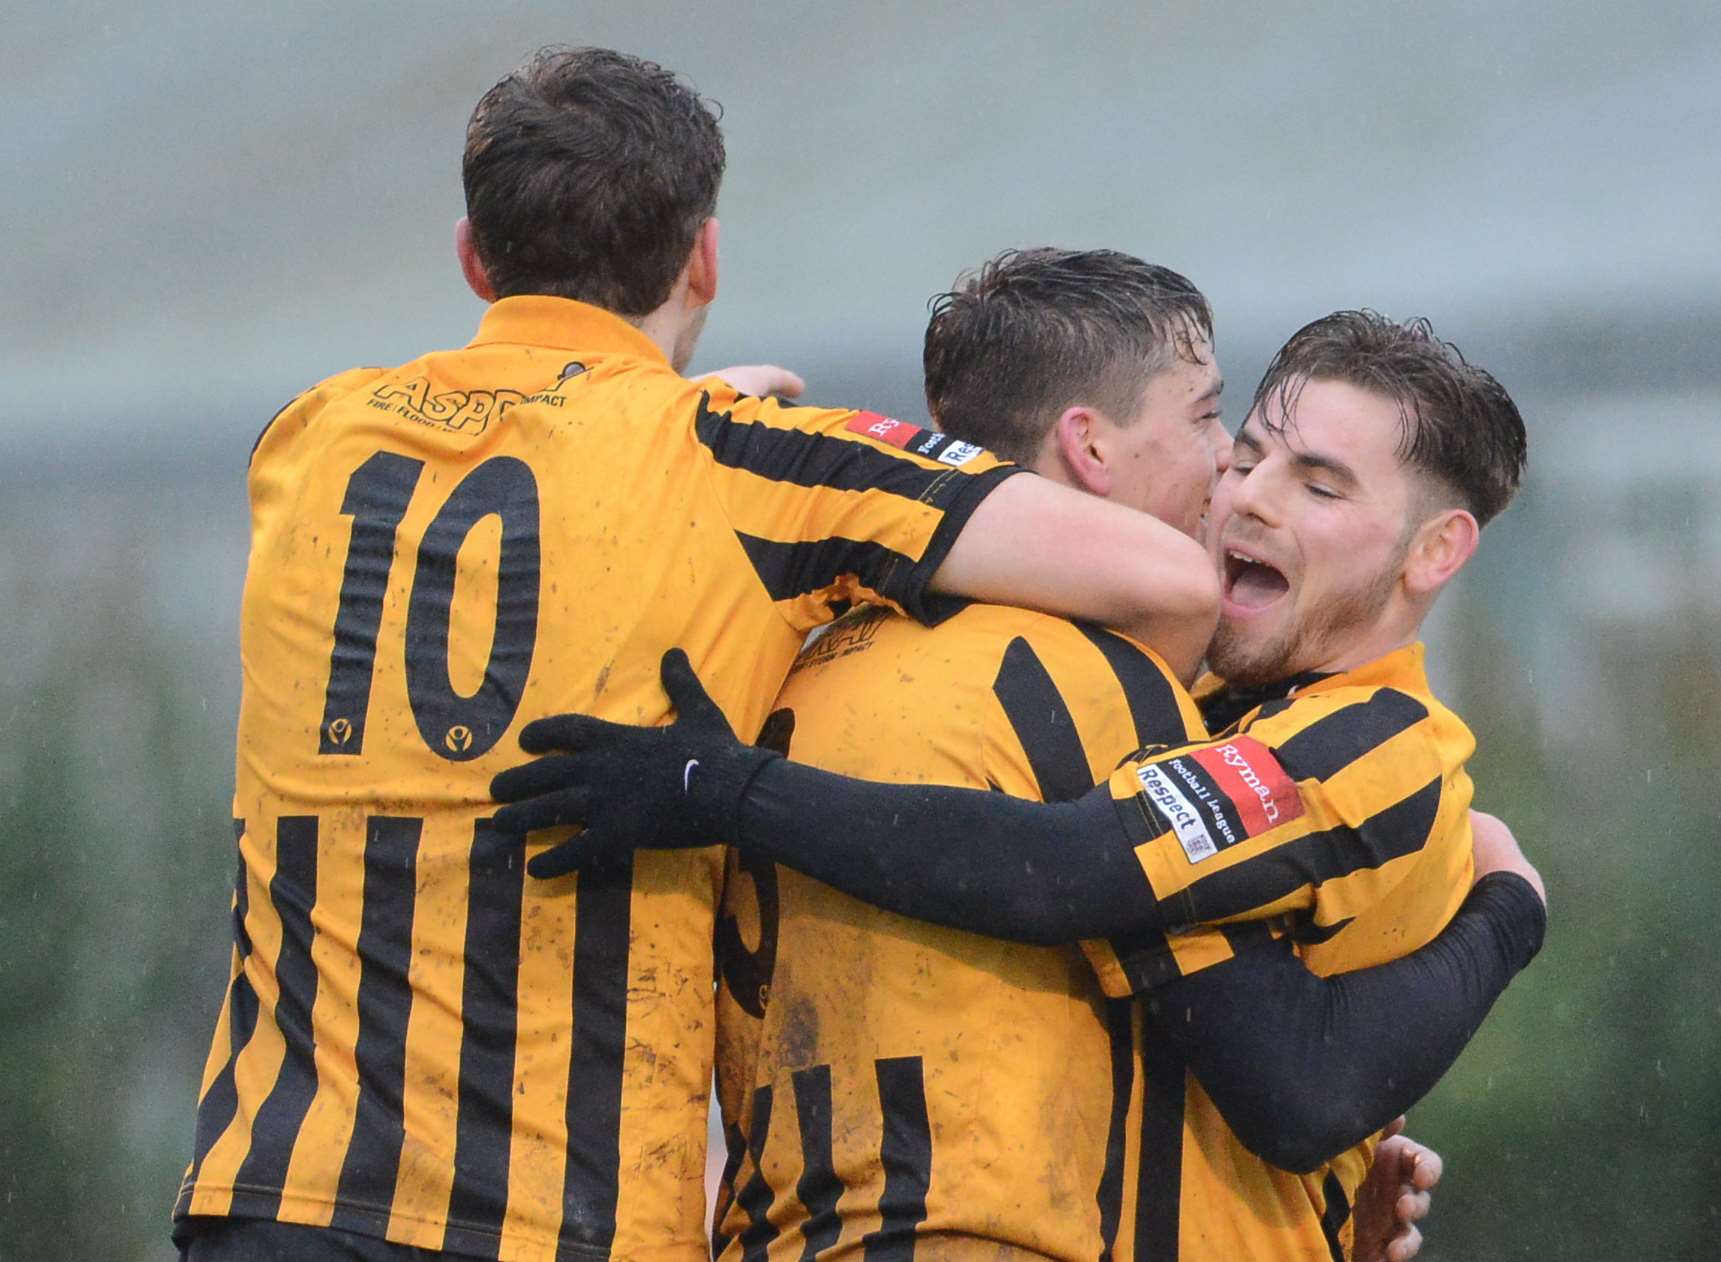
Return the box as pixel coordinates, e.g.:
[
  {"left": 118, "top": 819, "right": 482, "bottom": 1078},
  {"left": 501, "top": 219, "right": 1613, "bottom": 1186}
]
[
  {"left": 1207, "top": 419, "right": 1231, "bottom": 475},
  {"left": 1227, "top": 459, "right": 1279, "bottom": 527}
]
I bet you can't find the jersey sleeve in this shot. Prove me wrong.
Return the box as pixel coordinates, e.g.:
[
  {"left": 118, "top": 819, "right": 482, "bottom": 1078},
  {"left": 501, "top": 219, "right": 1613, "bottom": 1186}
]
[
  {"left": 970, "top": 624, "right": 1251, "bottom": 998},
  {"left": 1083, "top": 685, "right": 1456, "bottom": 995},
  {"left": 690, "top": 390, "right": 1021, "bottom": 629}
]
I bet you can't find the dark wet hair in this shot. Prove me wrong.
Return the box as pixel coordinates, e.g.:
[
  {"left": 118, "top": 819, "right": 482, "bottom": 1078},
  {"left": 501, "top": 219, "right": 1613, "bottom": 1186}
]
[
  {"left": 462, "top": 46, "right": 726, "bottom": 314},
  {"left": 922, "top": 247, "right": 1213, "bottom": 462}
]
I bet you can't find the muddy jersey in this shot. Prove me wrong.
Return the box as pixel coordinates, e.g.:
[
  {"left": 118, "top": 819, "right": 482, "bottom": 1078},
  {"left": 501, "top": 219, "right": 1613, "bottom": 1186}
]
[
  {"left": 1092, "top": 644, "right": 1477, "bottom": 1261},
  {"left": 174, "top": 296, "right": 1017, "bottom": 1261},
  {"left": 712, "top": 603, "right": 1208, "bottom": 1260}
]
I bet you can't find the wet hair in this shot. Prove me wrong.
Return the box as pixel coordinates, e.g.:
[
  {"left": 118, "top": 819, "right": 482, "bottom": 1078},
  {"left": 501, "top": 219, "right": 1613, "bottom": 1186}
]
[
  {"left": 1251, "top": 310, "right": 1527, "bottom": 526},
  {"left": 922, "top": 248, "right": 1213, "bottom": 462},
  {"left": 462, "top": 46, "right": 726, "bottom": 314}
]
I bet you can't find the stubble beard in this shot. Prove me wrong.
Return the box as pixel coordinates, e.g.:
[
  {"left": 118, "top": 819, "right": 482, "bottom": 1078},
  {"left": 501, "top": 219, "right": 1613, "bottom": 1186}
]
[{"left": 1208, "top": 554, "right": 1403, "bottom": 690}]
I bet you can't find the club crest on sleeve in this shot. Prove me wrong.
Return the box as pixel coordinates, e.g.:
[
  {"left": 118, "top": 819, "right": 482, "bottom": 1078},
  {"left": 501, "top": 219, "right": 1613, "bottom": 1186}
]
[{"left": 1133, "top": 735, "right": 1303, "bottom": 864}]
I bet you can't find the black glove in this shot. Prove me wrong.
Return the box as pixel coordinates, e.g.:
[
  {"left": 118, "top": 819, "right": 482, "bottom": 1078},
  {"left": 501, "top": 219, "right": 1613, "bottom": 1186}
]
[{"left": 489, "top": 649, "right": 781, "bottom": 878}]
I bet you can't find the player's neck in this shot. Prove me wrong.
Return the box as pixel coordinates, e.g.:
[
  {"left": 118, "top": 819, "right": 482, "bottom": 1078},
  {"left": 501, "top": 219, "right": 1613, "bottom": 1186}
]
[
  {"left": 633, "top": 304, "right": 684, "bottom": 364},
  {"left": 1308, "top": 616, "right": 1421, "bottom": 678}
]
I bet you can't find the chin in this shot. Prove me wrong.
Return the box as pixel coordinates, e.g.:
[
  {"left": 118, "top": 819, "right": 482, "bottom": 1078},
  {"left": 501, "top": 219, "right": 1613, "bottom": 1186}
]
[{"left": 1209, "top": 621, "right": 1298, "bottom": 690}]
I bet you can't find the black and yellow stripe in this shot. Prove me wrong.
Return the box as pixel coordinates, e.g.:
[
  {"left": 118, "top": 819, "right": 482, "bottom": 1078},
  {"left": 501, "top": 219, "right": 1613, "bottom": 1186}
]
[
  {"left": 1111, "top": 683, "right": 1455, "bottom": 935},
  {"left": 711, "top": 603, "right": 1209, "bottom": 1260},
  {"left": 1102, "top": 642, "right": 1480, "bottom": 1261},
  {"left": 177, "top": 295, "right": 1014, "bottom": 1261},
  {"left": 694, "top": 393, "right": 1018, "bottom": 624}
]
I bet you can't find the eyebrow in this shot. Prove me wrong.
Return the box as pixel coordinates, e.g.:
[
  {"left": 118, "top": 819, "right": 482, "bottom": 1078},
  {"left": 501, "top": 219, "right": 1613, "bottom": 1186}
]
[{"left": 1236, "top": 420, "right": 1360, "bottom": 486}]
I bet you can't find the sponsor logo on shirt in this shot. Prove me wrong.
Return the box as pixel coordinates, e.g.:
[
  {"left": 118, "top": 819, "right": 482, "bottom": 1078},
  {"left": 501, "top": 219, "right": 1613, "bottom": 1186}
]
[
  {"left": 842, "top": 412, "right": 988, "bottom": 467},
  {"left": 368, "top": 377, "right": 526, "bottom": 435},
  {"left": 1134, "top": 735, "right": 1302, "bottom": 864},
  {"left": 1187, "top": 737, "right": 1304, "bottom": 836},
  {"left": 1137, "top": 762, "right": 1222, "bottom": 862},
  {"left": 845, "top": 411, "right": 924, "bottom": 448},
  {"left": 791, "top": 606, "right": 889, "bottom": 673}
]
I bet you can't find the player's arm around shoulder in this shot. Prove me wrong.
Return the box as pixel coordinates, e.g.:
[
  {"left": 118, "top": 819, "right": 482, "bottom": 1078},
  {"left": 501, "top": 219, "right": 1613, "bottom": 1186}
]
[
  {"left": 681, "top": 388, "right": 1020, "bottom": 630},
  {"left": 688, "top": 386, "right": 1219, "bottom": 678},
  {"left": 936, "top": 474, "right": 1218, "bottom": 683}
]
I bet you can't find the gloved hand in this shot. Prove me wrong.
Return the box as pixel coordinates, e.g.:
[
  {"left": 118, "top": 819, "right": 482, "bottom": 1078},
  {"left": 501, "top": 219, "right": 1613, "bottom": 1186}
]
[{"left": 490, "top": 649, "right": 781, "bottom": 878}]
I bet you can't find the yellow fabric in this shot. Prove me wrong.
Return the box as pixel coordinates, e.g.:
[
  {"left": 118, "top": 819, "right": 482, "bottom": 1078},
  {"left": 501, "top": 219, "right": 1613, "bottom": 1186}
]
[
  {"left": 175, "top": 296, "right": 1013, "bottom": 1261},
  {"left": 712, "top": 604, "right": 1205, "bottom": 1260},
  {"left": 1101, "top": 642, "right": 1478, "bottom": 1261}
]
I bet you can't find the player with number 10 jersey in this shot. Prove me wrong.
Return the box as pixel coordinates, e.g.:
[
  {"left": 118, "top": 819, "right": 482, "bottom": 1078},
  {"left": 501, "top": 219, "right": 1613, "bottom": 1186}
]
[{"left": 173, "top": 295, "right": 1022, "bottom": 1259}]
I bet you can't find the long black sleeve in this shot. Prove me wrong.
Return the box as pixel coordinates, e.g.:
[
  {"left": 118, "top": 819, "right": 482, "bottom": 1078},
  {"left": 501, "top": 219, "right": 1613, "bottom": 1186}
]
[
  {"left": 722, "top": 754, "right": 1163, "bottom": 944},
  {"left": 1145, "top": 872, "right": 1547, "bottom": 1172}
]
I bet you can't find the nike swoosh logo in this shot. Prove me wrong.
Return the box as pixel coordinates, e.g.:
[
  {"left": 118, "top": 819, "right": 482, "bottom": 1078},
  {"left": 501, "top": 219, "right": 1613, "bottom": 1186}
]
[{"left": 683, "top": 759, "right": 699, "bottom": 794}]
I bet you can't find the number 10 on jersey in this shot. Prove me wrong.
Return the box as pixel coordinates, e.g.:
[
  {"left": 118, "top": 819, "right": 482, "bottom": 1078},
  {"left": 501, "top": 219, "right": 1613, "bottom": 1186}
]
[{"left": 319, "top": 450, "right": 542, "bottom": 762}]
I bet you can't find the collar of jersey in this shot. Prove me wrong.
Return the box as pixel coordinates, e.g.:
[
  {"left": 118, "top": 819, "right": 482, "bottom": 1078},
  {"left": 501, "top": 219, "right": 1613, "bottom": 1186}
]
[
  {"left": 1282, "top": 640, "right": 1429, "bottom": 700},
  {"left": 1199, "top": 640, "right": 1430, "bottom": 729},
  {"left": 467, "top": 295, "right": 668, "bottom": 364}
]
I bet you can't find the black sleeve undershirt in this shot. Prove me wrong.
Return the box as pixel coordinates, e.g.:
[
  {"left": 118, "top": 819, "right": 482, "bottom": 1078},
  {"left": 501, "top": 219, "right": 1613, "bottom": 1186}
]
[
  {"left": 717, "top": 758, "right": 1546, "bottom": 1172},
  {"left": 1144, "top": 872, "right": 1545, "bottom": 1171},
  {"left": 722, "top": 755, "right": 1158, "bottom": 945}
]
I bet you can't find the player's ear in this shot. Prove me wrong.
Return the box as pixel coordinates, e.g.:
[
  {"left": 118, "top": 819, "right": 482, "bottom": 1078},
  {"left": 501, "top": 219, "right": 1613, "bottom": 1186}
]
[
  {"left": 1050, "top": 407, "right": 1112, "bottom": 497},
  {"left": 455, "top": 217, "right": 497, "bottom": 303},
  {"left": 1402, "top": 506, "right": 1479, "bottom": 597},
  {"left": 685, "top": 218, "right": 720, "bottom": 308}
]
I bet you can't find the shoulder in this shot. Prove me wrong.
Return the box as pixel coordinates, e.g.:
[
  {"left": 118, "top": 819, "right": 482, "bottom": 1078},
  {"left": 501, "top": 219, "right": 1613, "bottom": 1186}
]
[
  {"left": 250, "top": 365, "right": 389, "bottom": 465},
  {"left": 784, "top": 606, "right": 1115, "bottom": 714},
  {"left": 788, "top": 603, "right": 1054, "bottom": 687},
  {"left": 689, "top": 381, "right": 857, "bottom": 433},
  {"left": 1249, "top": 683, "right": 1454, "bottom": 782},
  {"left": 925, "top": 606, "right": 1148, "bottom": 701}
]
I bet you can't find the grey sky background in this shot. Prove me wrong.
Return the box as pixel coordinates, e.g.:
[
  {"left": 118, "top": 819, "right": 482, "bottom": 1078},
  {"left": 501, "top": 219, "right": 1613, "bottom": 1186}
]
[{"left": 6, "top": 0, "right": 1720, "bottom": 481}]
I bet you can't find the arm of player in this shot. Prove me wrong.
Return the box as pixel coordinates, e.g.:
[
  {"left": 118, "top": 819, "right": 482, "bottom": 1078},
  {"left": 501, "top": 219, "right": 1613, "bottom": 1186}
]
[
  {"left": 700, "top": 364, "right": 807, "bottom": 399},
  {"left": 694, "top": 390, "right": 1217, "bottom": 683},
  {"left": 1144, "top": 871, "right": 1545, "bottom": 1173},
  {"left": 490, "top": 649, "right": 1154, "bottom": 931},
  {"left": 494, "top": 653, "right": 1456, "bottom": 952},
  {"left": 929, "top": 474, "right": 1219, "bottom": 682}
]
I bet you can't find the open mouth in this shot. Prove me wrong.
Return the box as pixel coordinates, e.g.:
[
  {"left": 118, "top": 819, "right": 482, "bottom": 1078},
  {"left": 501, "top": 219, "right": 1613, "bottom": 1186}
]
[{"left": 1223, "top": 548, "right": 1290, "bottom": 611}]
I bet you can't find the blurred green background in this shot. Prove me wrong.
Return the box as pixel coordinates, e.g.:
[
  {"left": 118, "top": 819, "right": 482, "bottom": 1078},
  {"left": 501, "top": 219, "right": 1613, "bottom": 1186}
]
[{"left": 3, "top": 3, "right": 1717, "bottom": 1258}]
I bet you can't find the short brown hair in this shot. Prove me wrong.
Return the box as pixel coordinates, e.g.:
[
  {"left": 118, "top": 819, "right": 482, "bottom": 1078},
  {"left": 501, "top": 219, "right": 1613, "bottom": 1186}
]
[
  {"left": 1251, "top": 310, "right": 1527, "bottom": 527},
  {"left": 462, "top": 46, "right": 726, "bottom": 314},
  {"left": 922, "top": 248, "right": 1214, "bottom": 463}
]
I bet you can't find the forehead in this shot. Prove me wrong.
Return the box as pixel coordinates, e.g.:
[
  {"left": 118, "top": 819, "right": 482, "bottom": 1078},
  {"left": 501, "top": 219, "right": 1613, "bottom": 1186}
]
[
  {"left": 1248, "top": 377, "right": 1406, "bottom": 472},
  {"left": 1141, "top": 336, "right": 1222, "bottom": 401}
]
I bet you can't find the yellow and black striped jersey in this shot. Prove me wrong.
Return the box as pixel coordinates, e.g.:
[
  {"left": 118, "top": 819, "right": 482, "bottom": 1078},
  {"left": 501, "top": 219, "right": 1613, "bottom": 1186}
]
[
  {"left": 711, "top": 602, "right": 1208, "bottom": 1261},
  {"left": 1090, "top": 643, "right": 1477, "bottom": 1262},
  {"left": 174, "top": 296, "right": 1017, "bottom": 1261}
]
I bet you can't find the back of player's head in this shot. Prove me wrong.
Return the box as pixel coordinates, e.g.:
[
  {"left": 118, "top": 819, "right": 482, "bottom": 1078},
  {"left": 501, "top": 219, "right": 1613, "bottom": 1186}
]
[
  {"left": 922, "top": 248, "right": 1213, "bottom": 464},
  {"left": 1251, "top": 310, "right": 1528, "bottom": 527},
  {"left": 462, "top": 46, "right": 726, "bottom": 315}
]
